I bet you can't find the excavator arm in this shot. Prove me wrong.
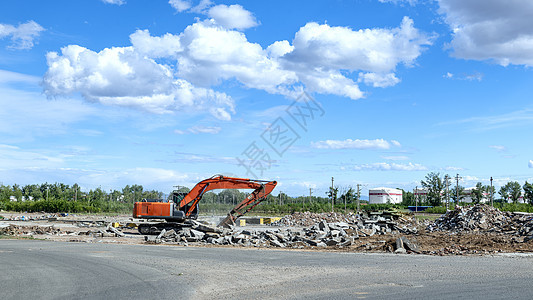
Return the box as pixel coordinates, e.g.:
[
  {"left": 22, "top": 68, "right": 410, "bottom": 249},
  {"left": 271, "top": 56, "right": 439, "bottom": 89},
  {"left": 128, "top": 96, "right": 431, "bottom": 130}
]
[{"left": 177, "top": 175, "right": 277, "bottom": 227}]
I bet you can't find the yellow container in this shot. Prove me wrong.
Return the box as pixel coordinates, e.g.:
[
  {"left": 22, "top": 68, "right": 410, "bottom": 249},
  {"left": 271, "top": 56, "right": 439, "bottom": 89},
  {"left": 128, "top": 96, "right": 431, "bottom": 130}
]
[
  {"left": 112, "top": 222, "right": 120, "bottom": 228},
  {"left": 239, "top": 219, "right": 246, "bottom": 226},
  {"left": 259, "top": 218, "right": 264, "bottom": 225}
]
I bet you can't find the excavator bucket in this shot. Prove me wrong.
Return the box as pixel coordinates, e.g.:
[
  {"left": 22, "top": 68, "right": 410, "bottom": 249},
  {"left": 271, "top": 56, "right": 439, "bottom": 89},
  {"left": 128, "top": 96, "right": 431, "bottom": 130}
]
[{"left": 218, "top": 214, "right": 236, "bottom": 228}]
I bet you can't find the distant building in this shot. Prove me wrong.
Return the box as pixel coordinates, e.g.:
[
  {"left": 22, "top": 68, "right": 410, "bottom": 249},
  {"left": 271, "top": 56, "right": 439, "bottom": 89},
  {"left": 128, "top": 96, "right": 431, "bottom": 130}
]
[
  {"left": 369, "top": 187, "right": 402, "bottom": 204},
  {"left": 413, "top": 188, "right": 428, "bottom": 203}
]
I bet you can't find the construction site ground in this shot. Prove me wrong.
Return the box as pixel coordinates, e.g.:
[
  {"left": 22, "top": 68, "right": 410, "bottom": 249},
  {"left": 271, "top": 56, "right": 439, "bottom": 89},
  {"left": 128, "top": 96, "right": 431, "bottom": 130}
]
[{"left": 2, "top": 206, "right": 533, "bottom": 256}]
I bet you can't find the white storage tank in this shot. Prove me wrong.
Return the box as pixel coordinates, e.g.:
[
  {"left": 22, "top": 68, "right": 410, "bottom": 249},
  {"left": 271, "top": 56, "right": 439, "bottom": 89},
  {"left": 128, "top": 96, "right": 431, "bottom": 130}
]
[{"left": 369, "top": 187, "right": 403, "bottom": 204}]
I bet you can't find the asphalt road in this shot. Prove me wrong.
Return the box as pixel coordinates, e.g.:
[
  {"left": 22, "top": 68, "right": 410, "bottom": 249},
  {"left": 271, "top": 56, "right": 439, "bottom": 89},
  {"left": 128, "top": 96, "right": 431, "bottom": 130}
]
[{"left": 1, "top": 240, "right": 533, "bottom": 299}]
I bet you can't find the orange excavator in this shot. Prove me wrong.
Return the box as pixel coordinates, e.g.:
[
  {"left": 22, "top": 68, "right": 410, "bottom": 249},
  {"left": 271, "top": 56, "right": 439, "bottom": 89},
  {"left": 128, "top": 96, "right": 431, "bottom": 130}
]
[{"left": 133, "top": 175, "right": 277, "bottom": 234}]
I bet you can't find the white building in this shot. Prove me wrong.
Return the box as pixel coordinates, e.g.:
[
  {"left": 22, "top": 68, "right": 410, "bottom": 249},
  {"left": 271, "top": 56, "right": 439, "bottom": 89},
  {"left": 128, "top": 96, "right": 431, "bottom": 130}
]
[
  {"left": 369, "top": 187, "right": 403, "bottom": 204},
  {"left": 413, "top": 188, "right": 428, "bottom": 203}
]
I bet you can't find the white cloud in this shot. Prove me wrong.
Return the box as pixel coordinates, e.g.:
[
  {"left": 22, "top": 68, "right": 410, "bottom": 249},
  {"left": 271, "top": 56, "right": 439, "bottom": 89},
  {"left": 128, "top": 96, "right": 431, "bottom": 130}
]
[
  {"left": 444, "top": 72, "right": 454, "bottom": 78},
  {"left": 43, "top": 16, "right": 431, "bottom": 118},
  {"left": 311, "top": 138, "right": 401, "bottom": 150},
  {"left": 353, "top": 162, "right": 427, "bottom": 171},
  {"left": 169, "top": 0, "right": 192, "bottom": 12},
  {"left": 283, "top": 16, "right": 432, "bottom": 98},
  {"left": 174, "top": 125, "right": 221, "bottom": 134},
  {"left": 101, "top": 0, "right": 125, "bottom": 5},
  {"left": 358, "top": 72, "right": 400, "bottom": 88},
  {"left": 208, "top": 4, "right": 258, "bottom": 30},
  {"left": 169, "top": 0, "right": 212, "bottom": 13},
  {"left": 390, "top": 140, "right": 402, "bottom": 147},
  {"left": 0, "top": 20, "right": 45, "bottom": 49},
  {"left": 529, "top": 160, "right": 533, "bottom": 168},
  {"left": 43, "top": 44, "right": 235, "bottom": 120},
  {"left": 489, "top": 145, "right": 507, "bottom": 152},
  {"left": 130, "top": 29, "right": 182, "bottom": 58},
  {"left": 438, "top": 0, "right": 533, "bottom": 66}
]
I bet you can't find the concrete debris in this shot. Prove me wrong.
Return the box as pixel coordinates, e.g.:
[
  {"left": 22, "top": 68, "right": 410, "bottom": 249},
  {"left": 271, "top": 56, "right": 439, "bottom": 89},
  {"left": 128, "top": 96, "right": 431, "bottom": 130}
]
[
  {"left": 151, "top": 212, "right": 418, "bottom": 249},
  {"left": 427, "top": 204, "right": 533, "bottom": 238}
]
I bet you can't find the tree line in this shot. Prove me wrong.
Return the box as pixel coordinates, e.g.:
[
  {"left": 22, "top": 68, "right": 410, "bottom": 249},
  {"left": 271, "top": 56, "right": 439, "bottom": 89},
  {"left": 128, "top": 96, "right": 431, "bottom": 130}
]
[
  {"left": 402, "top": 172, "right": 533, "bottom": 207},
  {"left": 0, "top": 183, "right": 162, "bottom": 213}
]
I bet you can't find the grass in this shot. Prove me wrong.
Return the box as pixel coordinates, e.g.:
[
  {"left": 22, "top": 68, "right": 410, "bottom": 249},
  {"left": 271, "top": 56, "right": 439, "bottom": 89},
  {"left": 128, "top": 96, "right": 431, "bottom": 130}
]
[{"left": 414, "top": 214, "right": 442, "bottom": 221}]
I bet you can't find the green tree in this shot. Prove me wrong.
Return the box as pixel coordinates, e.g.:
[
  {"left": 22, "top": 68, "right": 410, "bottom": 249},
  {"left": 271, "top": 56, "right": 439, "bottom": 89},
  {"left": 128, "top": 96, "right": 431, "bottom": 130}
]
[
  {"left": 401, "top": 189, "right": 414, "bottom": 206},
  {"left": 451, "top": 184, "right": 465, "bottom": 203},
  {"left": 339, "top": 187, "right": 355, "bottom": 204},
  {"left": 471, "top": 182, "right": 484, "bottom": 204},
  {"left": 508, "top": 181, "right": 522, "bottom": 203},
  {"left": 421, "top": 172, "right": 444, "bottom": 206},
  {"left": 326, "top": 186, "right": 338, "bottom": 204},
  {"left": 523, "top": 181, "right": 533, "bottom": 205},
  {"left": 12, "top": 184, "right": 22, "bottom": 201},
  {"left": 499, "top": 185, "right": 510, "bottom": 202},
  {"left": 500, "top": 181, "right": 522, "bottom": 203}
]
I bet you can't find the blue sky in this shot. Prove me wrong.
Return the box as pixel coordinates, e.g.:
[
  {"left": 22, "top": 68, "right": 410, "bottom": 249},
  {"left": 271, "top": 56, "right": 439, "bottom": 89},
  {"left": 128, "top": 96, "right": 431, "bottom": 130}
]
[{"left": 0, "top": 0, "right": 532, "bottom": 197}]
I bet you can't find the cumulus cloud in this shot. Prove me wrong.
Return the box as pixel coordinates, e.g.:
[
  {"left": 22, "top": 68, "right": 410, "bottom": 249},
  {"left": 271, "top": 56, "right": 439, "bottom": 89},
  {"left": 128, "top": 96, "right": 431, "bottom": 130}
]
[
  {"left": 43, "top": 44, "right": 235, "bottom": 120},
  {"left": 311, "top": 139, "right": 401, "bottom": 150},
  {"left": 283, "top": 16, "right": 432, "bottom": 98},
  {"left": 529, "top": 160, "right": 533, "bottom": 168},
  {"left": 0, "top": 20, "right": 45, "bottom": 49},
  {"left": 208, "top": 4, "right": 258, "bottom": 30},
  {"left": 43, "top": 16, "right": 430, "bottom": 118},
  {"left": 353, "top": 162, "right": 427, "bottom": 171},
  {"left": 438, "top": 0, "right": 533, "bottom": 66}
]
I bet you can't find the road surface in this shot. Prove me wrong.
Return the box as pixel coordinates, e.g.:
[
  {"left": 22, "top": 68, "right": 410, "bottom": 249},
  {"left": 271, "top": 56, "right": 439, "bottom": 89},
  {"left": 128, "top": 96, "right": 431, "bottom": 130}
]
[{"left": 1, "top": 240, "right": 532, "bottom": 299}]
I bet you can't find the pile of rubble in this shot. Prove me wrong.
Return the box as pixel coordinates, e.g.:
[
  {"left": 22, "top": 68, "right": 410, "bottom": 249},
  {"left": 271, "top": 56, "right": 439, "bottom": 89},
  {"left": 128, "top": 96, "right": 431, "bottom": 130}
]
[
  {"left": 273, "top": 211, "right": 417, "bottom": 234},
  {"left": 427, "top": 204, "right": 533, "bottom": 238},
  {"left": 149, "top": 211, "right": 419, "bottom": 249},
  {"left": 272, "top": 212, "right": 360, "bottom": 226},
  {"left": 0, "top": 223, "right": 127, "bottom": 238},
  {"left": 0, "top": 224, "right": 60, "bottom": 236}
]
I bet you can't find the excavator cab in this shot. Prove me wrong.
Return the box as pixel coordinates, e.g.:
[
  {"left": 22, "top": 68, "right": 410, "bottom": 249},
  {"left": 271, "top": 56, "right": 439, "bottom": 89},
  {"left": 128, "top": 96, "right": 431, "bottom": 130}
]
[{"left": 170, "top": 190, "right": 198, "bottom": 220}]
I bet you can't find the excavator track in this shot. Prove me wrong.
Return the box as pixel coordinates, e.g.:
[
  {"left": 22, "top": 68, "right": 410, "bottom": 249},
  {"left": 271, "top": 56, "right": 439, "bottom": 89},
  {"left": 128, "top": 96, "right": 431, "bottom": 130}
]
[{"left": 138, "top": 221, "right": 193, "bottom": 235}]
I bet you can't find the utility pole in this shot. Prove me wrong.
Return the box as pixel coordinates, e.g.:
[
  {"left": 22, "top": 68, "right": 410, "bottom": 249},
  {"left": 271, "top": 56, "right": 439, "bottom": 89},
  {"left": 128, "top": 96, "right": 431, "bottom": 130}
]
[
  {"left": 455, "top": 174, "right": 462, "bottom": 206},
  {"left": 415, "top": 186, "right": 418, "bottom": 212},
  {"left": 356, "top": 184, "right": 361, "bottom": 214},
  {"left": 331, "top": 177, "right": 334, "bottom": 213},
  {"left": 308, "top": 188, "right": 312, "bottom": 212},
  {"left": 279, "top": 191, "right": 282, "bottom": 206},
  {"left": 444, "top": 174, "right": 450, "bottom": 210},
  {"left": 490, "top": 177, "right": 494, "bottom": 207},
  {"left": 344, "top": 194, "right": 347, "bottom": 214}
]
